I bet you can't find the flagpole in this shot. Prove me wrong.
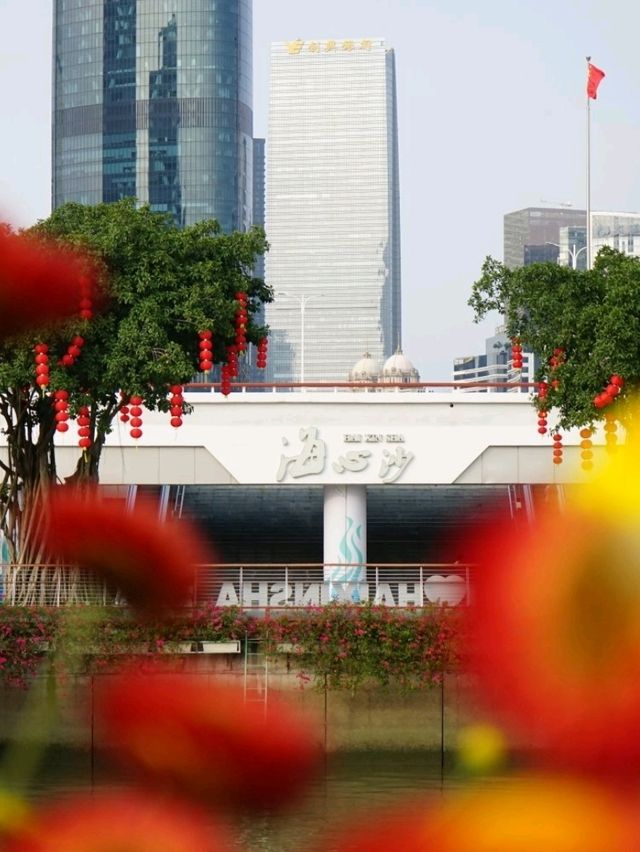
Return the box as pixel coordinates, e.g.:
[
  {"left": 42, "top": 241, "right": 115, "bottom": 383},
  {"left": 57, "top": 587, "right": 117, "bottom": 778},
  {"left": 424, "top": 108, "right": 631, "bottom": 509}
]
[{"left": 586, "top": 55, "right": 592, "bottom": 270}]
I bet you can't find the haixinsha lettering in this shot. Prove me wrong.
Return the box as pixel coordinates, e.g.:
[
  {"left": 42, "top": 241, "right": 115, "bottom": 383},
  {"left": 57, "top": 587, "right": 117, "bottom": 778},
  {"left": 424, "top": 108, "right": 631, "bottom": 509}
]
[{"left": 215, "top": 579, "right": 467, "bottom": 608}]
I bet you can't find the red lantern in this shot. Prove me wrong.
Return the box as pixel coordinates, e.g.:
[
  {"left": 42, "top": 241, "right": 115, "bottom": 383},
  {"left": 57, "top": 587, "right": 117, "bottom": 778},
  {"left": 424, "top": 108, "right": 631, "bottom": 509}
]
[
  {"left": 198, "top": 330, "right": 212, "bottom": 340},
  {"left": 170, "top": 417, "right": 183, "bottom": 428},
  {"left": 130, "top": 427, "right": 143, "bottom": 440},
  {"left": 79, "top": 437, "right": 91, "bottom": 449},
  {"left": 72, "top": 335, "right": 85, "bottom": 347},
  {"left": 130, "top": 417, "right": 143, "bottom": 428},
  {"left": 170, "top": 405, "right": 183, "bottom": 417},
  {"left": 130, "top": 395, "right": 142, "bottom": 406},
  {"left": 77, "top": 415, "right": 90, "bottom": 427},
  {"left": 36, "top": 375, "right": 49, "bottom": 387},
  {"left": 200, "top": 360, "right": 213, "bottom": 372},
  {"left": 537, "top": 427, "right": 547, "bottom": 435},
  {"left": 169, "top": 384, "right": 183, "bottom": 394},
  {"left": 610, "top": 374, "right": 624, "bottom": 387},
  {"left": 54, "top": 390, "right": 69, "bottom": 400},
  {"left": 606, "top": 384, "right": 620, "bottom": 397},
  {"left": 55, "top": 411, "right": 69, "bottom": 422},
  {"left": 56, "top": 422, "right": 69, "bottom": 433},
  {"left": 35, "top": 353, "right": 49, "bottom": 365},
  {"left": 61, "top": 354, "right": 74, "bottom": 367},
  {"left": 78, "top": 426, "right": 91, "bottom": 438},
  {"left": 130, "top": 406, "right": 143, "bottom": 417},
  {"left": 34, "top": 343, "right": 49, "bottom": 354}
]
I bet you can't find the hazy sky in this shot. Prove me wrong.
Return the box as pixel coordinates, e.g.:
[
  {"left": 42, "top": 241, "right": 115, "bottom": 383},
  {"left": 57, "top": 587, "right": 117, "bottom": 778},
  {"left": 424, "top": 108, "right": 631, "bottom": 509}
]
[{"left": 1, "top": 0, "right": 639, "bottom": 380}]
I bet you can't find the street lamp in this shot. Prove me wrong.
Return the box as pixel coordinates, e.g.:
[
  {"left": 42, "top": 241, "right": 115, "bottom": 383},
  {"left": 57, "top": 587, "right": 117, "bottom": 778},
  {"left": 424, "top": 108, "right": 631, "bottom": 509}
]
[
  {"left": 276, "top": 292, "right": 325, "bottom": 384},
  {"left": 545, "top": 241, "right": 588, "bottom": 270}
]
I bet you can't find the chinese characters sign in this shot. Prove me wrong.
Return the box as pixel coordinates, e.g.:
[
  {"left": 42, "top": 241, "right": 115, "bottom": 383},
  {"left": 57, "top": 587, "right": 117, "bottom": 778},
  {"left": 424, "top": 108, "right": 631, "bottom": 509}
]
[
  {"left": 287, "top": 39, "right": 375, "bottom": 55},
  {"left": 276, "top": 427, "right": 415, "bottom": 484}
]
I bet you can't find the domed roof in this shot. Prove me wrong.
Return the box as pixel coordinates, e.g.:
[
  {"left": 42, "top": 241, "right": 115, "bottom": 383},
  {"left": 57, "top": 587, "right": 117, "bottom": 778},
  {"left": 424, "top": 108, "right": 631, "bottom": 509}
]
[
  {"left": 382, "top": 348, "right": 419, "bottom": 379},
  {"left": 349, "top": 352, "right": 380, "bottom": 381}
]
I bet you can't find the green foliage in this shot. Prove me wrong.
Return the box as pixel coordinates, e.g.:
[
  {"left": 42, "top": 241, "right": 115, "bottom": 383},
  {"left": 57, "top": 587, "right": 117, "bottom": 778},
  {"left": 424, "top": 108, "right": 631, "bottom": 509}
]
[
  {"left": 0, "top": 201, "right": 269, "bottom": 560},
  {"left": 469, "top": 248, "right": 640, "bottom": 429}
]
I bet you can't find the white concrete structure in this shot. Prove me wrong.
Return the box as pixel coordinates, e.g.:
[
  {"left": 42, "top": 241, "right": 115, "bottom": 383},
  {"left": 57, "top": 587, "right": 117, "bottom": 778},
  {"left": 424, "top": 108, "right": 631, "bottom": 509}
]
[
  {"left": 0, "top": 391, "right": 612, "bottom": 607},
  {"left": 266, "top": 38, "right": 401, "bottom": 382},
  {"left": 2, "top": 391, "right": 604, "bottom": 487}
]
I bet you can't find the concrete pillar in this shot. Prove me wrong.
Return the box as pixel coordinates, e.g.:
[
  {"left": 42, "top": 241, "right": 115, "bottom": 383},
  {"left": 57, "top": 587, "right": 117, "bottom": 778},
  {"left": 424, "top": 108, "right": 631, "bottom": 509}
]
[{"left": 323, "top": 484, "right": 367, "bottom": 602}]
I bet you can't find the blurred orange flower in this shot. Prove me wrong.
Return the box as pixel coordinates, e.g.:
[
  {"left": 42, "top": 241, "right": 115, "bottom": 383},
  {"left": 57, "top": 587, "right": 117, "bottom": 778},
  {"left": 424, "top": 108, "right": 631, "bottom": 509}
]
[
  {"left": 0, "top": 229, "right": 97, "bottom": 340},
  {"left": 96, "top": 671, "right": 322, "bottom": 810},
  {"left": 39, "top": 492, "right": 209, "bottom": 614},
  {"left": 322, "top": 776, "right": 639, "bottom": 852},
  {"left": 467, "top": 423, "right": 640, "bottom": 776},
  {"left": 3, "top": 790, "right": 231, "bottom": 852}
]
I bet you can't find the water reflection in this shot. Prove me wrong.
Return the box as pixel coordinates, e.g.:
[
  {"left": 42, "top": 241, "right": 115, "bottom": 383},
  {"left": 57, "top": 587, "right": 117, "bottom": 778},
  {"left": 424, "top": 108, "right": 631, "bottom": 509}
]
[{"left": 24, "top": 747, "right": 452, "bottom": 851}]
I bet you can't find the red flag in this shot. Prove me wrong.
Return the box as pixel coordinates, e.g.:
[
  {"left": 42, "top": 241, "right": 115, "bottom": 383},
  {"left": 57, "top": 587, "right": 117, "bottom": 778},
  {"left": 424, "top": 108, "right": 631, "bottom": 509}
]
[{"left": 587, "top": 62, "right": 605, "bottom": 99}]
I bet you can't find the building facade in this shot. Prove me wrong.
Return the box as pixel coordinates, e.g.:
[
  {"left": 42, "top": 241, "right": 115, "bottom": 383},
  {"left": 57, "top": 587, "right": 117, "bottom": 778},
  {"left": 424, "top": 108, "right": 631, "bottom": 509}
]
[
  {"left": 52, "top": 0, "right": 253, "bottom": 232},
  {"left": 504, "top": 206, "right": 588, "bottom": 269},
  {"left": 265, "top": 38, "right": 402, "bottom": 383},
  {"left": 453, "top": 326, "right": 534, "bottom": 393},
  {"left": 591, "top": 211, "right": 640, "bottom": 260}
]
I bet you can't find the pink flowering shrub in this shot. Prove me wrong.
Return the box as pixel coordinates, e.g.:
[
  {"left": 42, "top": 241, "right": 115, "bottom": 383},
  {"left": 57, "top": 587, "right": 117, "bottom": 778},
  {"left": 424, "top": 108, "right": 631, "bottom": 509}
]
[{"left": 0, "top": 604, "right": 460, "bottom": 691}]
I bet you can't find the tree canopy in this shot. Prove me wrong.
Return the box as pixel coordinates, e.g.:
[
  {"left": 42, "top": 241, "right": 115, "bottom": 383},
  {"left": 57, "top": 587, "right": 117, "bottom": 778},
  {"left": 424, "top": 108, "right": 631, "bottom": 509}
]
[
  {"left": 469, "top": 248, "right": 638, "bottom": 430},
  {"left": 0, "top": 200, "right": 270, "bottom": 562}
]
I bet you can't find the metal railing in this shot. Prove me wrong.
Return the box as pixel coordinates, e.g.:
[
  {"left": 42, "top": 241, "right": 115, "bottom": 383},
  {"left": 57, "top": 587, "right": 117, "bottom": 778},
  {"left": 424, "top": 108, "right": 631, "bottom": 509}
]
[{"left": 0, "top": 563, "right": 473, "bottom": 609}]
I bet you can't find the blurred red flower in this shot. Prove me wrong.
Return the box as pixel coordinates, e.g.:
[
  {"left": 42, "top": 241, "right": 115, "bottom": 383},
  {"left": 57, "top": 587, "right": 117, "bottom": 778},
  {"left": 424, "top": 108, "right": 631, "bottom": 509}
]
[
  {"left": 0, "top": 229, "right": 97, "bottom": 340},
  {"left": 96, "top": 671, "right": 322, "bottom": 810},
  {"left": 321, "top": 776, "right": 640, "bottom": 852},
  {"left": 3, "top": 790, "right": 230, "bottom": 852},
  {"left": 466, "top": 505, "right": 640, "bottom": 776},
  {"left": 38, "top": 491, "right": 209, "bottom": 614}
]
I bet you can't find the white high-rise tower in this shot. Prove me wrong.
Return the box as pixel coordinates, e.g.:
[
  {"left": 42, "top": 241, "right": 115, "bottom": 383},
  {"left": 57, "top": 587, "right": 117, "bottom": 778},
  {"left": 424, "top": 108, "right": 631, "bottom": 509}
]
[{"left": 266, "top": 38, "right": 402, "bottom": 383}]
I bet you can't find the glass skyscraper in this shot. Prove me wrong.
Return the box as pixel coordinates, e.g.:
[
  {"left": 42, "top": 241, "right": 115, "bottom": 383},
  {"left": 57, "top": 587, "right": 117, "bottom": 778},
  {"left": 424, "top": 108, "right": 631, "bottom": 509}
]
[
  {"left": 266, "top": 39, "right": 402, "bottom": 383},
  {"left": 53, "top": 0, "right": 253, "bottom": 232}
]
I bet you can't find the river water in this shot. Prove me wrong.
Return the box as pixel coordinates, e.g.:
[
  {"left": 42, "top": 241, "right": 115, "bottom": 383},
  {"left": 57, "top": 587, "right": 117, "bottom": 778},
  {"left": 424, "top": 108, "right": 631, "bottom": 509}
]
[{"left": 24, "top": 747, "right": 456, "bottom": 851}]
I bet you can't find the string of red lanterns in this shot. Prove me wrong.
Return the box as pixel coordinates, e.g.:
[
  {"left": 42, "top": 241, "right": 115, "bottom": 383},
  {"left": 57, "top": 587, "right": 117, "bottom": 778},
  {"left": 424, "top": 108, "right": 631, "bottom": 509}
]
[
  {"left": 53, "top": 390, "right": 69, "bottom": 433},
  {"left": 169, "top": 385, "right": 184, "bottom": 428},
  {"left": 77, "top": 405, "right": 91, "bottom": 450},
  {"left": 235, "top": 291, "right": 248, "bottom": 353},
  {"left": 256, "top": 337, "right": 268, "bottom": 370},
  {"left": 511, "top": 338, "right": 523, "bottom": 371},
  {"left": 129, "top": 395, "right": 143, "bottom": 440},
  {"left": 593, "top": 374, "right": 624, "bottom": 409},
  {"left": 34, "top": 343, "right": 50, "bottom": 388},
  {"left": 552, "top": 432, "right": 563, "bottom": 466},
  {"left": 198, "top": 330, "right": 213, "bottom": 373},
  {"left": 537, "top": 409, "right": 548, "bottom": 436},
  {"left": 579, "top": 427, "right": 593, "bottom": 471},
  {"left": 549, "top": 347, "right": 565, "bottom": 390},
  {"left": 220, "top": 363, "right": 232, "bottom": 396}
]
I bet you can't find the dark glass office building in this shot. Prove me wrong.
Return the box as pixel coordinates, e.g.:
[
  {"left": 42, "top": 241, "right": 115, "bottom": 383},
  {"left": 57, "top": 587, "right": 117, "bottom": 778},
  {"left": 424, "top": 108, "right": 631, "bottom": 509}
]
[
  {"left": 53, "top": 0, "right": 253, "bottom": 232},
  {"left": 503, "top": 207, "right": 587, "bottom": 269}
]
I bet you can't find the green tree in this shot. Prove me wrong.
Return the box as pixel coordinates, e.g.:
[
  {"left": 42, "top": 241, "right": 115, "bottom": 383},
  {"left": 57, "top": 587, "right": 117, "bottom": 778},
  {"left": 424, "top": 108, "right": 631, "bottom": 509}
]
[
  {"left": 0, "top": 200, "right": 270, "bottom": 563},
  {"left": 468, "top": 248, "right": 638, "bottom": 429}
]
